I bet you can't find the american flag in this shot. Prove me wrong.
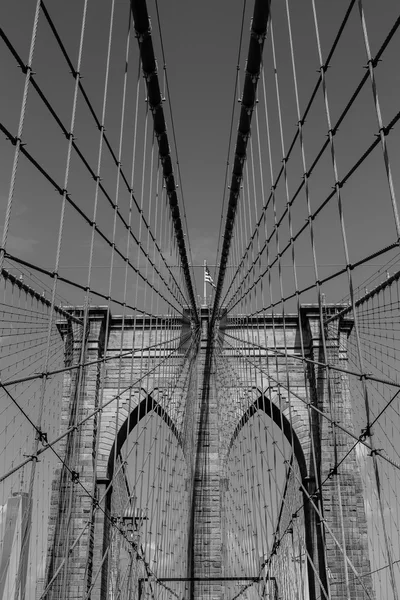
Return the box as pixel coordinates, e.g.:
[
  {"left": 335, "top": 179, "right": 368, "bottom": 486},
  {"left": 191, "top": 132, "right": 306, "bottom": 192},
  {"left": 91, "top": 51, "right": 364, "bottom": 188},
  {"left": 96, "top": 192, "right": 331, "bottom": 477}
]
[{"left": 204, "top": 266, "right": 216, "bottom": 288}]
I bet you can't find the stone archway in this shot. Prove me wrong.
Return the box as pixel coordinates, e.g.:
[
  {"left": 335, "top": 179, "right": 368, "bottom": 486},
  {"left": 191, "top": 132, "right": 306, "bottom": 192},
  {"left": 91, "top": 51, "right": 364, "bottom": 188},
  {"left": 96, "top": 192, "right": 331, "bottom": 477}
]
[
  {"left": 223, "top": 396, "right": 316, "bottom": 599},
  {"left": 46, "top": 305, "right": 375, "bottom": 600}
]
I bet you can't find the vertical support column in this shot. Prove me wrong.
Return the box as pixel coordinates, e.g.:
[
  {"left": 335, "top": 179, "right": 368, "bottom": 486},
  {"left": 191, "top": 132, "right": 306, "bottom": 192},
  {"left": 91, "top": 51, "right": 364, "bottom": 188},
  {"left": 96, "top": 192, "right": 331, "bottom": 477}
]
[
  {"left": 91, "top": 480, "right": 111, "bottom": 600},
  {"left": 45, "top": 308, "right": 109, "bottom": 600},
  {"left": 191, "top": 308, "right": 223, "bottom": 600},
  {"left": 304, "top": 307, "right": 375, "bottom": 600}
]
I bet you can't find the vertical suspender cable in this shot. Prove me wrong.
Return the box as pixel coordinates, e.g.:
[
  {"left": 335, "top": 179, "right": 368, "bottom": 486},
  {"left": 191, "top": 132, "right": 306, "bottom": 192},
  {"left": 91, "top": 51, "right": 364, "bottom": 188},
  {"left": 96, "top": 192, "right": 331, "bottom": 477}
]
[
  {"left": 130, "top": 0, "right": 198, "bottom": 324},
  {"left": 212, "top": 0, "right": 271, "bottom": 324}
]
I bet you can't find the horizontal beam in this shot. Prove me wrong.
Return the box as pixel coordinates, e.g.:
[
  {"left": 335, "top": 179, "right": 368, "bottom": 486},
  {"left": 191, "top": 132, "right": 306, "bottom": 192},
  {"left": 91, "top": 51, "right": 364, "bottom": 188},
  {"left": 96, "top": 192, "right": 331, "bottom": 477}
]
[{"left": 139, "top": 577, "right": 274, "bottom": 582}]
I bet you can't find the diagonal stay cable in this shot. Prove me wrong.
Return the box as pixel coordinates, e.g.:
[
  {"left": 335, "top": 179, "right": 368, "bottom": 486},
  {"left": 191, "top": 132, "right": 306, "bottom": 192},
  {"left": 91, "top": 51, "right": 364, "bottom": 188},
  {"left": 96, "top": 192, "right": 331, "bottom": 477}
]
[
  {"left": 0, "top": 117, "right": 182, "bottom": 313},
  {"left": 221, "top": 331, "right": 400, "bottom": 472},
  {"left": 221, "top": 7, "right": 400, "bottom": 311},
  {"left": 225, "top": 104, "right": 400, "bottom": 313},
  {"left": 0, "top": 268, "right": 82, "bottom": 324},
  {"left": 35, "top": 2, "right": 188, "bottom": 308},
  {"left": 224, "top": 328, "right": 400, "bottom": 389},
  {"left": 0, "top": 327, "right": 193, "bottom": 484},
  {"left": 1, "top": 332, "right": 185, "bottom": 388},
  {"left": 2, "top": 247, "right": 185, "bottom": 322},
  {"left": 0, "top": 27, "right": 188, "bottom": 312},
  {"left": 40, "top": 331, "right": 197, "bottom": 600},
  {"left": 219, "top": 0, "right": 363, "bottom": 309}
]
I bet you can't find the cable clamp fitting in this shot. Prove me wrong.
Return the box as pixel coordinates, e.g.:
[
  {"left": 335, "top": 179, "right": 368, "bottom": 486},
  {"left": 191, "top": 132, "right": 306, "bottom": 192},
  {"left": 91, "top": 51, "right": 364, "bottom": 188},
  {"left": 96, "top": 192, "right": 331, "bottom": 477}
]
[
  {"left": 366, "top": 57, "right": 379, "bottom": 69},
  {"left": 13, "top": 136, "right": 23, "bottom": 148},
  {"left": 327, "top": 466, "right": 338, "bottom": 478},
  {"left": 37, "top": 430, "right": 48, "bottom": 444},
  {"left": 359, "top": 425, "right": 372, "bottom": 441},
  {"left": 24, "top": 453, "right": 40, "bottom": 462},
  {"left": 369, "top": 448, "right": 383, "bottom": 457},
  {"left": 71, "top": 470, "right": 80, "bottom": 483}
]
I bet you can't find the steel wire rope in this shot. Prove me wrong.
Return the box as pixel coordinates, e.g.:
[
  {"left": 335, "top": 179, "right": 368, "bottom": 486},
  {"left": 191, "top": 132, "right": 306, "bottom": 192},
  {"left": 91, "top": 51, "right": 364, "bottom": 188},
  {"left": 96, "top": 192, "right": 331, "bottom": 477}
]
[
  {"left": 264, "top": 17, "right": 304, "bottom": 571},
  {"left": 130, "top": 0, "right": 198, "bottom": 322},
  {"left": 311, "top": 1, "right": 399, "bottom": 596},
  {"left": 144, "top": 163, "right": 171, "bottom": 581},
  {"left": 0, "top": 330, "right": 180, "bottom": 390},
  {"left": 0, "top": 268, "right": 82, "bottom": 323},
  {"left": 245, "top": 125, "right": 290, "bottom": 578},
  {"left": 339, "top": 251, "right": 400, "bottom": 305},
  {"left": 247, "top": 56, "right": 300, "bottom": 580},
  {"left": 0, "top": 329, "right": 193, "bottom": 487},
  {"left": 0, "top": 155, "right": 184, "bottom": 319},
  {"left": 244, "top": 284, "right": 265, "bottom": 579},
  {"left": 222, "top": 332, "right": 397, "bottom": 595},
  {"left": 0, "top": 39, "right": 188, "bottom": 316},
  {"left": 0, "top": 354, "right": 66, "bottom": 434},
  {"left": 224, "top": 327, "right": 400, "bottom": 402},
  {"left": 0, "top": 0, "right": 41, "bottom": 277},
  {"left": 110, "top": 13, "right": 148, "bottom": 593},
  {"left": 86, "top": 2, "right": 131, "bottom": 592},
  {"left": 358, "top": 0, "right": 400, "bottom": 240},
  {"left": 150, "top": 353, "right": 187, "bottom": 578},
  {"left": 226, "top": 168, "right": 400, "bottom": 316},
  {"left": 7, "top": 265, "right": 71, "bottom": 307},
  {"left": 221, "top": 11, "right": 400, "bottom": 313},
  {"left": 235, "top": 343, "right": 256, "bottom": 577},
  {"left": 225, "top": 333, "right": 400, "bottom": 446},
  {"left": 133, "top": 127, "right": 158, "bottom": 580},
  {"left": 18, "top": 4, "right": 90, "bottom": 597},
  {"left": 236, "top": 170, "right": 254, "bottom": 567},
  {"left": 213, "top": 0, "right": 248, "bottom": 285},
  {"left": 225, "top": 422, "right": 304, "bottom": 596},
  {"left": 117, "top": 60, "right": 163, "bottom": 593},
  {"left": 211, "top": 0, "right": 271, "bottom": 322},
  {"left": 254, "top": 66, "right": 287, "bottom": 583},
  {"left": 267, "top": 12, "right": 306, "bottom": 531},
  {"left": 89, "top": 351, "right": 192, "bottom": 597},
  {"left": 337, "top": 328, "right": 400, "bottom": 466},
  {"left": 129, "top": 148, "right": 188, "bottom": 581},
  {"left": 96, "top": 47, "right": 142, "bottom": 598},
  {"left": 153, "top": 0, "right": 198, "bottom": 301},
  {"left": 221, "top": 331, "right": 400, "bottom": 472},
  {"left": 259, "top": 439, "right": 375, "bottom": 600},
  {"left": 140, "top": 163, "right": 173, "bottom": 580},
  {"left": 155, "top": 377, "right": 190, "bottom": 577},
  {"left": 286, "top": 1, "right": 350, "bottom": 593},
  {"left": 39, "top": 332, "right": 196, "bottom": 600},
  {"left": 122, "top": 159, "right": 164, "bottom": 590},
  {"left": 36, "top": 1, "right": 188, "bottom": 309},
  {"left": 214, "top": 334, "right": 282, "bottom": 569},
  {"left": 219, "top": 0, "right": 358, "bottom": 310},
  {"left": 215, "top": 342, "right": 245, "bottom": 565}
]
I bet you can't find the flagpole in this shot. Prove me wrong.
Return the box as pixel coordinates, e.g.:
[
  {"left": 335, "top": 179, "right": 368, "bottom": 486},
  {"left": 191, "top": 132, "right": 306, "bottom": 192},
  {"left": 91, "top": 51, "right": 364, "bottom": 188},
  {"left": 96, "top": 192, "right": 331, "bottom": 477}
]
[{"left": 203, "top": 259, "right": 207, "bottom": 306}]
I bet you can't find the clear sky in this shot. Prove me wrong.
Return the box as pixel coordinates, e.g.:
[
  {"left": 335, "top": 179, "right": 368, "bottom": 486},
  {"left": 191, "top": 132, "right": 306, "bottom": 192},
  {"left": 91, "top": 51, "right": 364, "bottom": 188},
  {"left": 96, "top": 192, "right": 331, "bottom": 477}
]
[{"left": 1, "top": 0, "right": 399, "bottom": 312}]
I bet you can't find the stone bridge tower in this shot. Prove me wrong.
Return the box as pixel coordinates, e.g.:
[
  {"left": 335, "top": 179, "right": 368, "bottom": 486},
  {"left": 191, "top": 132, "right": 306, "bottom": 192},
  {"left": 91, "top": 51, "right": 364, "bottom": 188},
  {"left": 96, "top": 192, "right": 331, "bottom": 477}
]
[{"left": 44, "top": 305, "right": 374, "bottom": 600}]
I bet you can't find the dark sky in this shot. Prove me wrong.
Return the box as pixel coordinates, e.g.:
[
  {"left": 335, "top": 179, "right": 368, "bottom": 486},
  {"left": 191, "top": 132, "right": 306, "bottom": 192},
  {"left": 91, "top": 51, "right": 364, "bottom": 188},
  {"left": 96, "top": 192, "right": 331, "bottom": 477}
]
[{"left": 1, "top": 0, "right": 400, "bottom": 309}]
